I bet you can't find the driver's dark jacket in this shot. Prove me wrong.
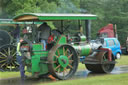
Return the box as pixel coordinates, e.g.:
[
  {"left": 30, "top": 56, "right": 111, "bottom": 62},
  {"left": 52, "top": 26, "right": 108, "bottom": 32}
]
[{"left": 38, "top": 23, "right": 51, "bottom": 40}]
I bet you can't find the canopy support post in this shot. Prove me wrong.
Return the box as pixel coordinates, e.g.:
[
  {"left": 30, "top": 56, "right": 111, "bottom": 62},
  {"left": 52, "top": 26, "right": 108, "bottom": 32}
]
[
  {"left": 85, "top": 20, "right": 91, "bottom": 42},
  {"left": 61, "top": 20, "right": 64, "bottom": 33}
]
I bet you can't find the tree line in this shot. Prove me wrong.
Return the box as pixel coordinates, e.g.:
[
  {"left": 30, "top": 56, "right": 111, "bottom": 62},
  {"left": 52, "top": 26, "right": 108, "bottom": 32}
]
[{"left": 0, "top": 0, "right": 128, "bottom": 45}]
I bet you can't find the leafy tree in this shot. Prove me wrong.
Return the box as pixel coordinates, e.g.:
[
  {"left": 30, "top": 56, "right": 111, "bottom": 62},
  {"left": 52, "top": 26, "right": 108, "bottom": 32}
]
[
  {"left": 0, "top": 0, "right": 12, "bottom": 18},
  {"left": 47, "top": 0, "right": 80, "bottom": 13},
  {"left": 102, "top": 0, "right": 128, "bottom": 45},
  {"left": 5, "top": 0, "right": 58, "bottom": 16},
  {"left": 1, "top": 0, "right": 128, "bottom": 44}
]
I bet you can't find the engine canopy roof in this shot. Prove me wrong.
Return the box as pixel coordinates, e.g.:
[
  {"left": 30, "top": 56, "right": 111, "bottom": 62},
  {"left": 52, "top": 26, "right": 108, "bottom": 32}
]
[{"left": 13, "top": 13, "right": 97, "bottom": 22}]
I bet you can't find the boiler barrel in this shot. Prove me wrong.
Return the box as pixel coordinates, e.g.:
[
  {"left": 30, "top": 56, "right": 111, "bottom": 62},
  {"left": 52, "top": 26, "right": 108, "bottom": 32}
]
[{"left": 73, "top": 44, "right": 92, "bottom": 56}]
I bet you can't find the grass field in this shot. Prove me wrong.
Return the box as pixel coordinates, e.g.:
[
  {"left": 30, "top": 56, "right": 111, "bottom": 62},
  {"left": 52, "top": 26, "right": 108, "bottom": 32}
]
[
  {"left": 116, "top": 55, "right": 128, "bottom": 66},
  {"left": 38, "top": 73, "right": 128, "bottom": 85},
  {"left": 0, "top": 55, "right": 128, "bottom": 79},
  {"left": 0, "top": 72, "right": 19, "bottom": 79},
  {"left": 0, "top": 71, "right": 31, "bottom": 79}
]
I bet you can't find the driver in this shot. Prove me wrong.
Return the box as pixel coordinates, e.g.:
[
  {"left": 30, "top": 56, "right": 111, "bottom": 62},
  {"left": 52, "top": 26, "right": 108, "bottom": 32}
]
[{"left": 38, "top": 22, "right": 51, "bottom": 50}]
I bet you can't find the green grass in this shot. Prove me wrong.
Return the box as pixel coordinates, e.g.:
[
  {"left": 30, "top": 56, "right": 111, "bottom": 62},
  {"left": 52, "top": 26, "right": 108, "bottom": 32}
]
[
  {"left": 78, "top": 63, "right": 85, "bottom": 70},
  {"left": 116, "top": 55, "right": 128, "bottom": 66},
  {"left": 0, "top": 55, "right": 127, "bottom": 79},
  {"left": 0, "top": 71, "right": 20, "bottom": 79},
  {"left": 38, "top": 73, "right": 128, "bottom": 85},
  {"left": 0, "top": 71, "right": 30, "bottom": 79}
]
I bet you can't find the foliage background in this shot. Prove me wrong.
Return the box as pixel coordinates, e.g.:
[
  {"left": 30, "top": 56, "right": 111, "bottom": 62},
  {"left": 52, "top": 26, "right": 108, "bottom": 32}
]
[{"left": 0, "top": 0, "right": 128, "bottom": 45}]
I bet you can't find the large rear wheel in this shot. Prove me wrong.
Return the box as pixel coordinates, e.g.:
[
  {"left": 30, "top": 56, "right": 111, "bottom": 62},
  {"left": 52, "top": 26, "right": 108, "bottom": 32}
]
[
  {"left": 48, "top": 45, "right": 78, "bottom": 80},
  {"left": 0, "top": 45, "right": 18, "bottom": 71}
]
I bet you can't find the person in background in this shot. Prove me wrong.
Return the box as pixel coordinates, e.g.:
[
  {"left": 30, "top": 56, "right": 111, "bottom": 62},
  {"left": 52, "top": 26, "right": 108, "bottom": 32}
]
[
  {"left": 16, "top": 39, "right": 26, "bottom": 80},
  {"left": 38, "top": 22, "right": 51, "bottom": 50},
  {"left": 12, "top": 25, "right": 25, "bottom": 80},
  {"left": 11, "top": 24, "right": 20, "bottom": 43}
]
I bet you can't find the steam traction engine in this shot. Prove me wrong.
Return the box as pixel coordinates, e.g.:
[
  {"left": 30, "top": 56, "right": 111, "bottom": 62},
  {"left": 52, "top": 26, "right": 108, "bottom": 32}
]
[{"left": 14, "top": 13, "right": 116, "bottom": 80}]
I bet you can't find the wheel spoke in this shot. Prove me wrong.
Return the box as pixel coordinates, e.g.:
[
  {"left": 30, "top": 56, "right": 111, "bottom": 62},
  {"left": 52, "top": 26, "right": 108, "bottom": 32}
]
[
  {"left": 55, "top": 65, "right": 61, "bottom": 70},
  {"left": 69, "top": 60, "right": 74, "bottom": 63},
  {"left": 0, "top": 59, "right": 6, "bottom": 63},
  {"left": 10, "top": 64, "right": 12, "bottom": 71},
  {"left": 63, "top": 47, "right": 65, "bottom": 56},
  {"left": 0, "top": 52, "right": 7, "bottom": 57},
  {"left": 6, "top": 63, "right": 8, "bottom": 67},
  {"left": 11, "top": 62, "right": 15, "bottom": 67},
  {"left": 65, "top": 49, "right": 68, "bottom": 56},
  {"left": 8, "top": 47, "right": 11, "bottom": 56},
  {"left": 12, "top": 58, "right": 16, "bottom": 61},
  {"left": 57, "top": 49, "right": 60, "bottom": 56},
  {"left": 1, "top": 63, "right": 6, "bottom": 67},
  {"left": 0, "top": 56, "right": 6, "bottom": 59},
  {"left": 58, "top": 67, "right": 60, "bottom": 73},
  {"left": 55, "top": 54, "right": 59, "bottom": 58},
  {"left": 12, "top": 52, "right": 16, "bottom": 57},
  {"left": 64, "top": 67, "right": 68, "bottom": 73},
  {"left": 14, "top": 62, "right": 19, "bottom": 65},
  {"left": 68, "top": 54, "right": 73, "bottom": 59},
  {"left": 11, "top": 48, "right": 15, "bottom": 54},
  {"left": 53, "top": 61, "right": 57, "bottom": 63},
  {"left": 68, "top": 64, "right": 73, "bottom": 69},
  {"left": 3, "top": 49, "right": 8, "bottom": 55}
]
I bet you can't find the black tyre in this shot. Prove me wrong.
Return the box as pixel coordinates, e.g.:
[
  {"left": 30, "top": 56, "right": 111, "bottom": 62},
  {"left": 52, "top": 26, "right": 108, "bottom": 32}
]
[{"left": 85, "top": 53, "right": 115, "bottom": 73}]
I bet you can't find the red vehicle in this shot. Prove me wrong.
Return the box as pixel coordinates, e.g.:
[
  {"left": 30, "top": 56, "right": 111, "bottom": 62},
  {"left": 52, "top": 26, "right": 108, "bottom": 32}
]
[
  {"left": 98, "top": 24, "right": 128, "bottom": 55},
  {"left": 98, "top": 24, "right": 116, "bottom": 38}
]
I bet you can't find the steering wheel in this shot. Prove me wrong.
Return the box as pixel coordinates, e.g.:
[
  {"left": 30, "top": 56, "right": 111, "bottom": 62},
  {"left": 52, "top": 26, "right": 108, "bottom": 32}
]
[
  {"left": 51, "top": 29, "right": 62, "bottom": 36},
  {"left": 48, "top": 29, "right": 62, "bottom": 44}
]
